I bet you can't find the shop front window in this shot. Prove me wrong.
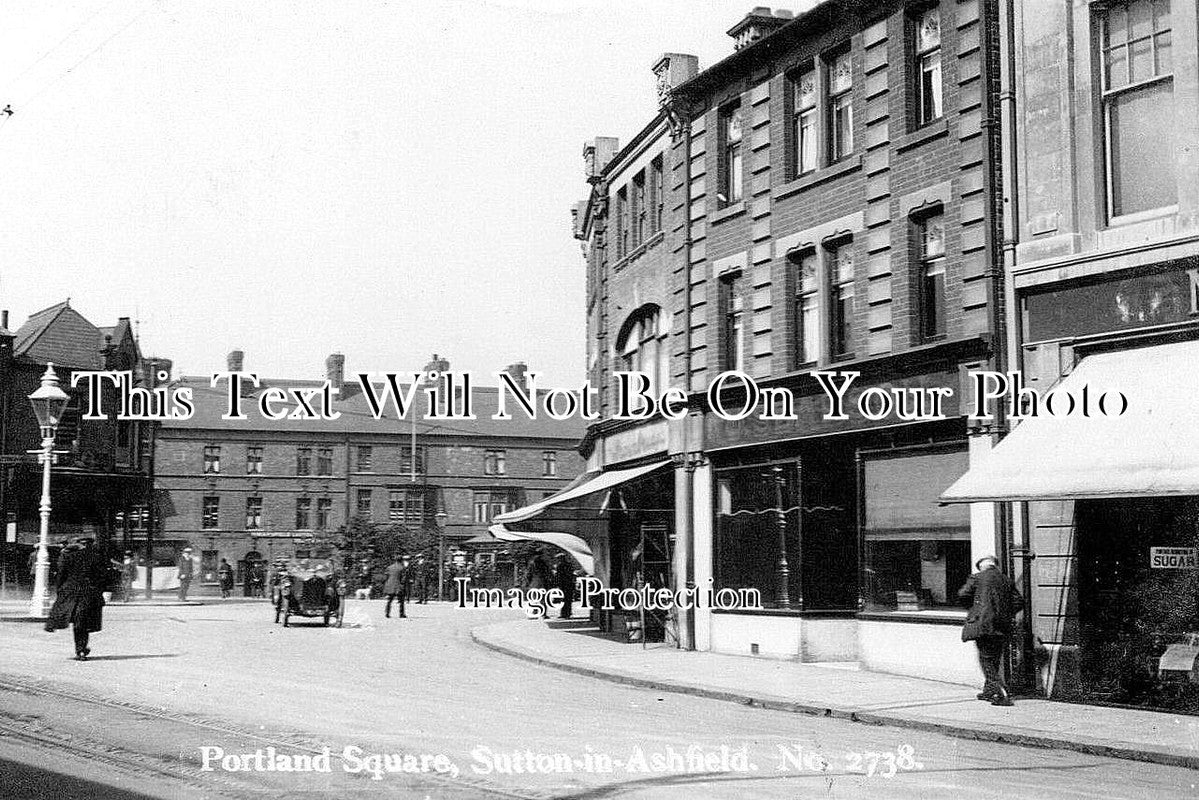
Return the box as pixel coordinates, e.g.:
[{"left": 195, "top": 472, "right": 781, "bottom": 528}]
[
  {"left": 1078, "top": 496, "right": 1199, "bottom": 711},
  {"left": 714, "top": 463, "right": 802, "bottom": 610},
  {"left": 862, "top": 448, "right": 970, "bottom": 612}
]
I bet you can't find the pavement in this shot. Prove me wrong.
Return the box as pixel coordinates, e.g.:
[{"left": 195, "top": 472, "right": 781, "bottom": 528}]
[{"left": 472, "top": 617, "right": 1199, "bottom": 771}]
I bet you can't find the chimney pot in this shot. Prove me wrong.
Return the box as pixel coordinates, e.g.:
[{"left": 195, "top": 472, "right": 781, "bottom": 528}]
[
  {"left": 325, "top": 352, "right": 345, "bottom": 392},
  {"left": 504, "top": 361, "right": 529, "bottom": 394},
  {"left": 728, "top": 7, "right": 789, "bottom": 50},
  {"left": 227, "top": 349, "right": 244, "bottom": 372}
]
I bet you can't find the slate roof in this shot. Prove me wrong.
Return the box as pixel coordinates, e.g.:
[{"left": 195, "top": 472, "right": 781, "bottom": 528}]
[
  {"left": 13, "top": 301, "right": 106, "bottom": 369},
  {"left": 161, "top": 379, "right": 588, "bottom": 444}
]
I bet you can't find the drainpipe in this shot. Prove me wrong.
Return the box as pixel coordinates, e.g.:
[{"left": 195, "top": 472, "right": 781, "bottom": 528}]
[
  {"left": 996, "top": 0, "right": 1035, "bottom": 693},
  {"left": 668, "top": 95, "right": 697, "bottom": 651},
  {"left": 681, "top": 107, "right": 698, "bottom": 652},
  {"left": 981, "top": 0, "right": 1033, "bottom": 692}
]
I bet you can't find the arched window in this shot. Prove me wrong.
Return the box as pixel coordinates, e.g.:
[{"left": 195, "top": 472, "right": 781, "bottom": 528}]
[{"left": 615, "top": 305, "right": 669, "bottom": 398}]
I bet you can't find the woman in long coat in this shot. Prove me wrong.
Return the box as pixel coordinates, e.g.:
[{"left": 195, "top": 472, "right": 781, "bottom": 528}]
[{"left": 44, "top": 538, "right": 109, "bottom": 660}]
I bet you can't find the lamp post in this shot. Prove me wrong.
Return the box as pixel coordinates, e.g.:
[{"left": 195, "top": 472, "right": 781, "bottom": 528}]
[{"left": 27, "top": 364, "right": 69, "bottom": 618}]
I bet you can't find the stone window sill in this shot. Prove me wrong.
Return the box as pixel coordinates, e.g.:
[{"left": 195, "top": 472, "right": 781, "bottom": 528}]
[
  {"left": 613, "top": 231, "right": 665, "bottom": 272},
  {"left": 773, "top": 155, "right": 863, "bottom": 201},
  {"left": 894, "top": 118, "right": 949, "bottom": 154},
  {"left": 710, "top": 201, "right": 746, "bottom": 225}
]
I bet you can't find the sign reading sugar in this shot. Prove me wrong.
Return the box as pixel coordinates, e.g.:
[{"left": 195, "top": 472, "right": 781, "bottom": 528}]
[{"left": 1150, "top": 547, "right": 1199, "bottom": 569}]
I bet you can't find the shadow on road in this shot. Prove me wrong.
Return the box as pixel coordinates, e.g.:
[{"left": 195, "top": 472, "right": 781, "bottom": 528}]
[
  {"left": 81, "top": 654, "right": 180, "bottom": 662},
  {"left": 555, "top": 760, "right": 1109, "bottom": 800},
  {"left": 0, "top": 756, "right": 163, "bottom": 800}
]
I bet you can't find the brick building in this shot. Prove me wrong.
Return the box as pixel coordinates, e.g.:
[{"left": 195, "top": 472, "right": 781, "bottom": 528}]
[
  {"left": 524, "top": 1, "right": 1010, "bottom": 682},
  {"left": 0, "top": 300, "right": 154, "bottom": 587},
  {"left": 154, "top": 352, "right": 585, "bottom": 595},
  {"left": 943, "top": 0, "right": 1199, "bottom": 710}
]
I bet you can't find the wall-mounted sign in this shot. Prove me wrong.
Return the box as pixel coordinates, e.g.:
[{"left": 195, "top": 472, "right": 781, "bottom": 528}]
[
  {"left": 1024, "top": 262, "right": 1199, "bottom": 343},
  {"left": 1150, "top": 547, "right": 1198, "bottom": 569}
]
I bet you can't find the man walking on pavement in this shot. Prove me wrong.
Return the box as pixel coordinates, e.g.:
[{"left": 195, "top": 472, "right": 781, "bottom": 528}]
[
  {"left": 959, "top": 555, "right": 1024, "bottom": 706},
  {"left": 177, "top": 547, "right": 195, "bottom": 602},
  {"left": 413, "top": 554, "right": 429, "bottom": 604},
  {"left": 383, "top": 554, "right": 412, "bottom": 618}
]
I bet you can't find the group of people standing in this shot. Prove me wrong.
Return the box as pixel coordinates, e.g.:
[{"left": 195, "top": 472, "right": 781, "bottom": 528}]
[{"left": 524, "top": 548, "right": 578, "bottom": 619}]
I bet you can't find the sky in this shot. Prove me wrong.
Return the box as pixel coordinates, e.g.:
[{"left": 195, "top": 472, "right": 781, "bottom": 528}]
[{"left": 0, "top": 0, "right": 791, "bottom": 387}]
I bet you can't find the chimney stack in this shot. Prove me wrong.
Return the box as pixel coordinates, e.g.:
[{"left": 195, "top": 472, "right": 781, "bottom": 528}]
[
  {"left": 325, "top": 352, "right": 345, "bottom": 393},
  {"left": 728, "top": 8, "right": 790, "bottom": 51},
  {"left": 227, "top": 349, "right": 244, "bottom": 372},
  {"left": 583, "top": 137, "right": 621, "bottom": 183},
  {"left": 145, "top": 357, "right": 173, "bottom": 386},
  {"left": 652, "top": 53, "right": 699, "bottom": 103},
  {"left": 0, "top": 310, "right": 12, "bottom": 360},
  {"left": 504, "top": 362, "right": 529, "bottom": 395}
]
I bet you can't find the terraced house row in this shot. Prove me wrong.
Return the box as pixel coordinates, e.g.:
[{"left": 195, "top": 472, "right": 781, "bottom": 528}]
[{"left": 502, "top": 0, "right": 1199, "bottom": 713}]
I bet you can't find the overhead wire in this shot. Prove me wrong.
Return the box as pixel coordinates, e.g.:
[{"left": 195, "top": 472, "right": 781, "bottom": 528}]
[
  {"left": 0, "top": 0, "right": 122, "bottom": 97},
  {"left": 8, "top": 2, "right": 159, "bottom": 116}
]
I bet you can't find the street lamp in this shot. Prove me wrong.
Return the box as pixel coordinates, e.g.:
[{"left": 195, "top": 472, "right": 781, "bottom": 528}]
[{"left": 27, "top": 364, "right": 69, "bottom": 618}]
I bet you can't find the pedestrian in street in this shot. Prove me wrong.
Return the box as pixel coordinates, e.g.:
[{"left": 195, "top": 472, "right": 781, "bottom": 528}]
[
  {"left": 525, "top": 548, "right": 552, "bottom": 591},
  {"left": 354, "top": 561, "right": 373, "bottom": 601},
  {"left": 959, "top": 555, "right": 1024, "bottom": 706},
  {"left": 217, "top": 558, "right": 235, "bottom": 599},
  {"left": 383, "top": 554, "right": 411, "bottom": 618},
  {"left": 250, "top": 560, "right": 266, "bottom": 597},
  {"left": 554, "top": 553, "right": 577, "bottom": 619},
  {"left": 44, "top": 537, "right": 108, "bottom": 661},
  {"left": 120, "top": 551, "right": 136, "bottom": 602},
  {"left": 269, "top": 559, "right": 288, "bottom": 605},
  {"left": 177, "top": 547, "right": 195, "bottom": 602},
  {"left": 413, "top": 554, "right": 429, "bottom": 604}
]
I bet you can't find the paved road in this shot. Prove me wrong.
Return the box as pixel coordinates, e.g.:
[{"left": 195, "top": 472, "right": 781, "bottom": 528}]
[{"left": 0, "top": 600, "right": 1194, "bottom": 799}]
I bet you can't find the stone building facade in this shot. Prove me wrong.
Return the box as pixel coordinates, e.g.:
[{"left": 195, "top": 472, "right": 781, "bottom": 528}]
[{"left": 943, "top": 0, "right": 1199, "bottom": 710}]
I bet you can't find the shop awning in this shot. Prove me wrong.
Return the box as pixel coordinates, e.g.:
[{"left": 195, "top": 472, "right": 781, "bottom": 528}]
[
  {"left": 488, "top": 527, "right": 596, "bottom": 575},
  {"left": 488, "top": 459, "right": 672, "bottom": 575},
  {"left": 941, "top": 340, "right": 1199, "bottom": 503}
]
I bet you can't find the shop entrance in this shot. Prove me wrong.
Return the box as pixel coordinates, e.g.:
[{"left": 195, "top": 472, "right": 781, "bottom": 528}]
[{"left": 1078, "top": 497, "right": 1199, "bottom": 711}]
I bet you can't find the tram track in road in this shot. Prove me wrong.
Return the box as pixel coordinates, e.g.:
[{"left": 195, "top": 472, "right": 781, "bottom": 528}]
[
  {"left": 0, "top": 705, "right": 261, "bottom": 800},
  {"left": 0, "top": 674, "right": 560, "bottom": 800}
]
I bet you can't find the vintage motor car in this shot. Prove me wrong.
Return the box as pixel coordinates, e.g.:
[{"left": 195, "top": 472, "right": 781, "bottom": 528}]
[{"left": 273, "top": 559, "right": 346, "bottom": 627}]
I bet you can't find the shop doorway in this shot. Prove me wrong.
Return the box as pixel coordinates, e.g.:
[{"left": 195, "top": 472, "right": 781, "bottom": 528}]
[{"left": 1078, "top": 497, "right": 1199, "bottom": 711}]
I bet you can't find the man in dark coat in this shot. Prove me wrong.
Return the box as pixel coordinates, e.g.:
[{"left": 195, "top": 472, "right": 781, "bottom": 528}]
[
  {"left": 44, "top": 538, "right": 108, "bottom": 660},
  {"left": 554, "top": 553, "right": 577, "bottom": 619},
  {"left": 413, "top": 555, "right": 429, "bottom": 604},
  {"left": 217, "top": 558, "right": 235, "bottom": 599},
  {"left": 383, "top": 554, "right": 412, "bottom": 618},
  {"left": 959, "top": 556, "right": 1024, "bottom": 706},
  {"left": 177, "top": 547, "right": 195, "bottom": 601},
  {"left": 525, "top": 548, "right": 552, "bottom": 591}
]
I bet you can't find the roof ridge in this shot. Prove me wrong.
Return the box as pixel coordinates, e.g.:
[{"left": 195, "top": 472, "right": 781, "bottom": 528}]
[{"left": 13, "top": 300, "right": 71, "bottom": 354}]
